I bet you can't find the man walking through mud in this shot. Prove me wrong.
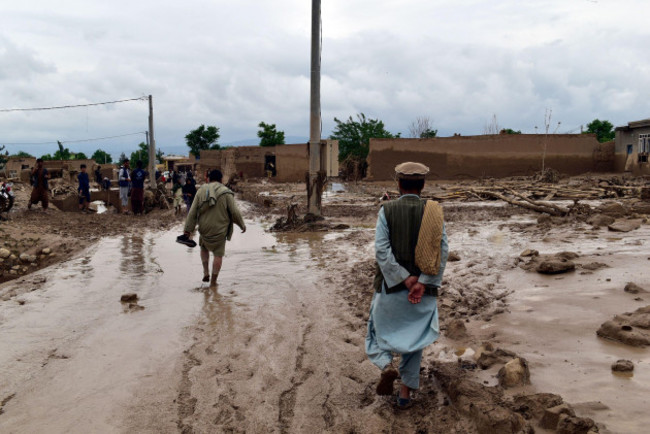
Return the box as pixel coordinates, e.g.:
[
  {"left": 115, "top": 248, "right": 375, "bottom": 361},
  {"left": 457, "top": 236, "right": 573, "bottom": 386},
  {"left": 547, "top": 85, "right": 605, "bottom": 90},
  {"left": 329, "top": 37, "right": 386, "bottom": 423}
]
[
  {"left": 28, "top": 158, "right": 50, "bottom": 210},
  {"left": 366, "top": 162, "right": 449, "bottom": 408},
  {"left": 180, "top": 169, "right": 246, "bottom": 286}
]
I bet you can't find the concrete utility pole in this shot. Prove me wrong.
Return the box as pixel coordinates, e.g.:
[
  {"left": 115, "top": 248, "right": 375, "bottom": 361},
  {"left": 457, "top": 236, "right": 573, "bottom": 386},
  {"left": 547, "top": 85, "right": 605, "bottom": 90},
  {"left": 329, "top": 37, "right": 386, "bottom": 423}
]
[
  {"left": 148, "top": 95, "right": 156, "bottom": 186},
  {"left": 307, "top": 0, "right": 323, "bottom": 216}
]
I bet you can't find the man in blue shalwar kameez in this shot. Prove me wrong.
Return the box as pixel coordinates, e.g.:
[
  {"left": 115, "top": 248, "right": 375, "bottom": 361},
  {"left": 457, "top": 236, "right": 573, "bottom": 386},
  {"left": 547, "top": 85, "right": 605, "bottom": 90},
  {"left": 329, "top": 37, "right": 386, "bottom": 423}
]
[{"left": 365, "top": 161, "right": 449, "bottom": 408}]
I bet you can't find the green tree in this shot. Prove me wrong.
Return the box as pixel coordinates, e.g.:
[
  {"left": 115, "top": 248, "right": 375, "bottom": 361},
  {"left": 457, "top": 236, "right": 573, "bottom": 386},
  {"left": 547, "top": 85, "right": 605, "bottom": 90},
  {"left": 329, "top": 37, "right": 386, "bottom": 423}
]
[
  {"left": 330, "top": 113, "right": 399, "bottom": 161},
  {"left": 91, "top": 149, "right": 113, "bottom": 164},
  {"left": 73, "top": 152, "right": 88, "bottom": 160},
  {"left": 40, "top": 153, "right": 54, "bottom": 161},
  {"left": 185, "top": 124, "right": 220, "bottom": 158},
  {"left": 420, "top": 128, "right": 438, "bottom": 138},
  {"left": 130, "top": 142, "right": 150, "bottom": 168},
  {"left": 10, "top": 151, "right": 34, "bottom": 158},
  {"left": 257, "top": 122, "right": 286, "bottom": 147},
  {"left": 119, "top": 152, "right": 128, "bottom": 163},
  {"left": 129, "top": 142, "right": 164, "bottom": 168},
  {"left": 500, "top": 128, "right": 522, "bottom": 134},
  {"left": 45, "top": 141, "right": 72, "bottom": 160},
  {"left": 584, "top": 119, "right": 615, "bottom": 143}
]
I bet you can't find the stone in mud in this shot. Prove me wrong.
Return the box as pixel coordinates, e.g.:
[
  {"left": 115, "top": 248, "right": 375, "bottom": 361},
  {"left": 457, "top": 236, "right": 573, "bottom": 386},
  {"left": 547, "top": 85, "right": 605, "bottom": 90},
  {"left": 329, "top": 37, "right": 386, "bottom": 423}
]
[
  {"left": 596, "top": 305, "right": 650, "bottom": 347},
  {"left": 537, "top": 214, "right": 552, "bottom": 225},
  {"left": 445, "top": 318, "right": 468, "bottom": 340},
  {"left": 540, "top": 403, "right": 575, "bottom": 430},
  {"left": 587, "top": 214, "right": 615, "bottom": 228},
  {"left": 631, "top": 202, "right": 650, "bottom": 214},
  {"left": 624, "top": 282, "right": 647, "bottom": 294},
  {"left": 447, "top": 251, "right": 461, "bottom": 262},
  {"left": 608, "top": 219, "right": 642, "bottom": 232},
  {"left": 432, "top": 362, "right": 530, "bottom": 434},
  {"left": 120, "top": 293, "right": 138, "bottom": 302},
  {"left": 497, "top": 358, "right": 530, "bottom": 388},
  {"left": 476, "top": 347, "right": 517, "bottom": 369},
  {"left": 19, "top": 253, "right": 36, "bottom": 263},
  {"left": 581, "top": 262, "right": 608, "bottom": 271},
  {"left": 596, "top": 202, "right": 627, "bottom": 218},
  {"left": 556, "top": 251, "right": 579, "bottom": 260},
  {"left": 536, "top": 260, "right": 575, "bottom": 274},
  {"left": 556, "top": 414, "right": 598, "bottom": 434},
  {"left": 611, "top": 359, "right": 634, "bottom": 372},
  {"left": 470, "top": 403, "right": 528, "bottom": 434},
  {"left": 512, "top": 393, "right": 564, "bottom": 421},
  {"left": 41, "top": 247, "right": 52, "bottom": 255},
  {"left": 0, "top": 248, "right": 10, "bottom": 259},
  {"left": 520, "top": 249, "right": 539, "bottom": 257}
]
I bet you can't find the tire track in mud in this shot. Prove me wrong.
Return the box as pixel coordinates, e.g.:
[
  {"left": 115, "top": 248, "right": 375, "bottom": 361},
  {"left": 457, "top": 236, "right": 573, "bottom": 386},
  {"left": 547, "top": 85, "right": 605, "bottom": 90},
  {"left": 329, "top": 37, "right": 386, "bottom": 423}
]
[
  {"left": 278, "top": 322, "right": 313, "bottom": 433},
  {"left": 176, "top": 349, "right": 201, "bottom": 434}
]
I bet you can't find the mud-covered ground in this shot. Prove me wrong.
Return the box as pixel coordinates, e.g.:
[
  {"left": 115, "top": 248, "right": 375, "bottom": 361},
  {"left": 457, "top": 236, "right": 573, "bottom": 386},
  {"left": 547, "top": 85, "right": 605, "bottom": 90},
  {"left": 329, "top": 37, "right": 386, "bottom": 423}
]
[{"left": 1, "top": 174, "right": 649, "bottom": 433}]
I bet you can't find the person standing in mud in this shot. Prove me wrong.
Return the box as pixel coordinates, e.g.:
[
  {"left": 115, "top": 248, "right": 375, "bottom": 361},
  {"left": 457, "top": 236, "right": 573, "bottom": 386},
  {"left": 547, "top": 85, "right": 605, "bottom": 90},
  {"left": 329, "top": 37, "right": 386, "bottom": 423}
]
[
  {"left": 182, "top": 175, "right": 197, "bottom": 214},
  {"left": 180, "top": 169, "right": 246, "bottom": 286},
  {"left": 77, "top": 164, "right": 91, "bottom": 213},
  {"left": 130, "top": 160, "right": 148, "bottom": 215},
  {"left": 118, "top": 159, "right": 131, "bottom": 214},
  {"left": 366, "top": 162, "right": 449, "bottom": 408},
  {"left": 28, "top": 158, "right": 50, "bottom": 210},
  {"left": 94, "top": 165, "right": 102, "bottom": 185}
]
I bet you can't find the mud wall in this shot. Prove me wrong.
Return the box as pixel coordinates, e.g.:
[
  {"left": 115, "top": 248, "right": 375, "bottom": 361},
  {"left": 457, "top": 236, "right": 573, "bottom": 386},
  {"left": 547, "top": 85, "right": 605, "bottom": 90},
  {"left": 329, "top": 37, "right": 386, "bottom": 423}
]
[
  {"left": 50, "top": 189, "right": 122, "bottom": 212},
  {"left": 234, "top": 147, "right": 267, "bottom": 179},
  {"left": 199, "top": 142, "right": 338, "bottom": 184},
  {"left": 367, "top": 134, "right": 610, "bottom": 180},
  {"left": 274, "top": 144, "right": 308, "bottom": 182}
]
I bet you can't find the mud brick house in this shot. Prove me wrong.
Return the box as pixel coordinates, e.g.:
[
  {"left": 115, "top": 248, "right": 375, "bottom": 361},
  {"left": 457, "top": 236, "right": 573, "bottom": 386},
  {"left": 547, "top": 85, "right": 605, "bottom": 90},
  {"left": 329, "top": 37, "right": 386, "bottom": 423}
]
[
  {"left": 4, "top": 156, "right": 36, "bottom": 180},
  {"left": 615, "top": 118, "right": 650, "bottom": 176},
  {"left": 366, "top": 134, "right": 613, "bottom": 180},
  {"left": 162, "top": 155, "right": 196, "bottom": 173},
  {"left": 198, "top": 141, "right": 339, "bottom": 184}
]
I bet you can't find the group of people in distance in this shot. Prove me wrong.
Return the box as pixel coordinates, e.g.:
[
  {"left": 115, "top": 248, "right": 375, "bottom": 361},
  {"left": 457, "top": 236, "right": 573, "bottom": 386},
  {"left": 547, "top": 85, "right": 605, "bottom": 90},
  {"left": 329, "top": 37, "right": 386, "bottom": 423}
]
[{"left": 26, "top": 157, "right": 199, "bottom": 216}]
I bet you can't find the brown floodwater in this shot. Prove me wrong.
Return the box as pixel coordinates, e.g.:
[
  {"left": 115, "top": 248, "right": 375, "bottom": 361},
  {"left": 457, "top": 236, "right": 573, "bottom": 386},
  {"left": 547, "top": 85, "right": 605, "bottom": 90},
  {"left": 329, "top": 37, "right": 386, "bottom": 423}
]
[
  {"left": 0, "top": 218, "right": 339, "bottom": 433},
  {"left": 462, "top": 218, "right": 650, "bottom": 434}
]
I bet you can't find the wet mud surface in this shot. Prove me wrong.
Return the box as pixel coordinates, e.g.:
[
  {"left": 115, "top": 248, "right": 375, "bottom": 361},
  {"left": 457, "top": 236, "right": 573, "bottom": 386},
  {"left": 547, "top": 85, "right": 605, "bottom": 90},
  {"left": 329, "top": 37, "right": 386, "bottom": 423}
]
[{"left": 1, "top": 177, "right": 650, "bottom": 433}]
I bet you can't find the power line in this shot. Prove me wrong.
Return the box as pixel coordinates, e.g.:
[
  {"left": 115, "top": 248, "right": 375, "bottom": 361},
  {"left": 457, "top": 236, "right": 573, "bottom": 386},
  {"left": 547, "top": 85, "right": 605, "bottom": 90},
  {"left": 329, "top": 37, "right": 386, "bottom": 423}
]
[
  {"left": 1, "top": 131, "right": 146, "bottom": 146},
  {"left": 0, "top": 96, "right": 148, "bottom": 113}
]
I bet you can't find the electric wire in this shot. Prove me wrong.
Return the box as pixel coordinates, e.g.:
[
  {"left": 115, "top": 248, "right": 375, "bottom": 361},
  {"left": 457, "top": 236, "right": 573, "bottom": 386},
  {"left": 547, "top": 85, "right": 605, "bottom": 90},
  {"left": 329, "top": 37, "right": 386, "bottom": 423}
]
[
  {"left": 1, "top": 131, "right": 146, "bottom": 146},
  {"left": 0, "top": 97, "right": 148, "bottom": 113}
]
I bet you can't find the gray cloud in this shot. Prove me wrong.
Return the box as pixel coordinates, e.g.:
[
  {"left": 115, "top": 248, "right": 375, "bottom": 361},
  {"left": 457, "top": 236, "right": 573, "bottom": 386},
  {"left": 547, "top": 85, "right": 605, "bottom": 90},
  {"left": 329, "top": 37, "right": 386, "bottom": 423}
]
[{"left": 1, "top": 0, "right": 650, "bottom": 157}]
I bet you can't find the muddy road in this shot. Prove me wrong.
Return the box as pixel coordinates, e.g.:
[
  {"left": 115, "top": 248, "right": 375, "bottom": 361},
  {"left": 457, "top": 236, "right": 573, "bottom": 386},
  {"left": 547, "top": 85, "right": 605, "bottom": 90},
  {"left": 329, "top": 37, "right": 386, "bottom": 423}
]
[
  {"left": 0, "top": 215, "right": 459, "bottom": 433},
  {"left": 2, "top": 187, "right": 650, "bottom": 433}
]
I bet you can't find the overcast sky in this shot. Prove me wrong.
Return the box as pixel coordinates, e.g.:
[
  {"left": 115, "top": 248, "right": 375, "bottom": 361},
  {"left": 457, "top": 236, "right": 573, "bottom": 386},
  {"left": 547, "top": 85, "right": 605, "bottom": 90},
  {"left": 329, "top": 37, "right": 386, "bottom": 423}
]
[{"left": 1, "top": 0, "right": 649, "bottom": 157}]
